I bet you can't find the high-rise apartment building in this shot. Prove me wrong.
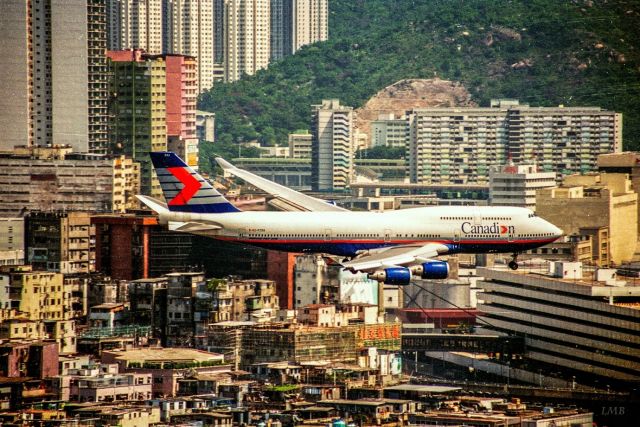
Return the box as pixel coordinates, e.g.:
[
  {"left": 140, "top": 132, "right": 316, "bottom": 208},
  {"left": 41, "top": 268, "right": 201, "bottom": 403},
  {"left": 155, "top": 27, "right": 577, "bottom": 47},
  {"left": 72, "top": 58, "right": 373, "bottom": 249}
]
[
  {"left": 107, "top": 49, "right": 167, "bottom": 197},
  {"left": 165, "top": 54, "right": 199, "bottom": 169},
  {"left": 163, "top": 0, "right": 214, "bottom": 93},
  {"left": 224, "top": 0, "right": 271, "bottom": 82},
  {"left": 270, "top": 0, "right": 328, "bottom": 61},
  {"left": 106, "top": 0, "right": 163, "bottom": 53},
  {"left": 489, "top": 164, "right": 556, "bottom": 211},
  {"left": 408, "top": 100, "right": 621, "bottom": 185},
  {"left": 311, "top": 99, "right": 355, "bottom": 191},
  {"left": 0, "top": 0, "right": 109, "bottom": 153}
]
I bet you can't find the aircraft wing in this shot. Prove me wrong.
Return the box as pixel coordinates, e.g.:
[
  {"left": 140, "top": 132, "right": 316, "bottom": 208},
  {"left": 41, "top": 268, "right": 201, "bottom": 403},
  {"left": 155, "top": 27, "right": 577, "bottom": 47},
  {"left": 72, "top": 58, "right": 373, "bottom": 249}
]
[
  {"left": 342, "top": 242, "right": 450, "bottom": 272},
  {"left": 215, "top": 157, "right": 348, "bottom": 212}
]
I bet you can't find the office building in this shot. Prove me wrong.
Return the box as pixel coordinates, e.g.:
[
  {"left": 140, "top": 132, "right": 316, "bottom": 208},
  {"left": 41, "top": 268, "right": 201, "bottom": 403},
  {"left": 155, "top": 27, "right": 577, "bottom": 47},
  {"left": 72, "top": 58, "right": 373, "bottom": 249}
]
[
  {"left": 0, "top": 149, "right": 140, "bottom": 217},
  {"left": 311, "top": 99, "right": 355, "bottom": 191},
  {"left": 371, "top": 114, "right": 409, "bottom": 148},
  {"left": 477, "top": 266, "right": 640, "bottom": 384},
  {"left": 106, "top": 0, "right": 163, "bottom": 53},
  {"left": 536, "top": 173, "right": 637, "bottom": 265},
  {"left": 0, "top": 0, "right": 109, "bottom": 153},
  {"left": 489, "top": 164, "right": 556, "bottom": 210},
  {"left": 107, "top": 49, "right": 167, "bottom": 197},
  {"left": 408, "top": 100, "right": 621, "bottom": 185},
  {"left": 163, "top": 0, "right": 214, "bottom": 93},
  {"left": 223, "top": 0, "right": 271, "bottom": 82}
]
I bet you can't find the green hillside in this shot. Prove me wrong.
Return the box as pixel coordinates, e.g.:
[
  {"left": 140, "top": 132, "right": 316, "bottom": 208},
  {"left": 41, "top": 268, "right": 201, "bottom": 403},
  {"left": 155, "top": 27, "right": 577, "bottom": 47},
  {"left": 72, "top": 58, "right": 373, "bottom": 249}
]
[{"left": 198, "top": 0, "right": 640, "bottom": 166}]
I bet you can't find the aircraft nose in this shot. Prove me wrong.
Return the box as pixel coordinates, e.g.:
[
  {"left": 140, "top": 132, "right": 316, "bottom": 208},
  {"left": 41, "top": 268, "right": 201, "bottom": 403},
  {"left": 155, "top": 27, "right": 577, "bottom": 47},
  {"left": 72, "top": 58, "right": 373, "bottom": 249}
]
[{"left": 550, "top": 223, "right": 563, "bottom": 239}]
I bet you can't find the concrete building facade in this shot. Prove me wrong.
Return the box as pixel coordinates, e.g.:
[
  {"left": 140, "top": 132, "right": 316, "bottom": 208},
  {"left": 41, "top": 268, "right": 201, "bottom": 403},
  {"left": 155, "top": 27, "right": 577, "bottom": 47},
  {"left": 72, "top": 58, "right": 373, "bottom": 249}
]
[
  {"left": 223, "top": 0, "right": 271, "bottom": 82},
  {"left": 0, "top": 0, "right": 109, "bottom": 153},
  {"left": 288, "top": 131, "right": 312, "bottom": 158},
  {"left": 536, "top": 173, "right": 638, "bottom": 265},
  {"left": 196, "top": 111, "right": 216, "bottom": 143},
  {"left": 477, "top": 266, "right": 640, "bottom": 384},
  {"left": 408, "top": 100, "right": 621, "bottom": 185},
  {"left": 489, "top": 164, "right": 556, "bottom": 210},
  {"left": 311, "top": 99, "right": 355, "bottom": 191},
  {"left": 371, "top": 114, "right": 409, "bottom": 148},
  {"left": 0, "top": 151, "right": 140, "bottom": 217}
]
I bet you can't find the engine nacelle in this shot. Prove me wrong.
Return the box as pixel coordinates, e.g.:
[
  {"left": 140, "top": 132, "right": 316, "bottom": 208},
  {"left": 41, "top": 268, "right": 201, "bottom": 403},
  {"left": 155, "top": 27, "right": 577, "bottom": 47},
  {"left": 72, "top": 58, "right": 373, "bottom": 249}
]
[
  {"left": 410, "top": 261, "right": 449, "bottom": 280},
  {"left": 368, "top": 267, "right": 412, "bottom": 285}
]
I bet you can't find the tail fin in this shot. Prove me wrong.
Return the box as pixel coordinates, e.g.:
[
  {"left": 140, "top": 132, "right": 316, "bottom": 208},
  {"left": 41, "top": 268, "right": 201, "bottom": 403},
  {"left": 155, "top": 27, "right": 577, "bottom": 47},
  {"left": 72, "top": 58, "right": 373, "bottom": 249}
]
[{"left": 150, "top": 152, "right": 240, "bottom": 213}]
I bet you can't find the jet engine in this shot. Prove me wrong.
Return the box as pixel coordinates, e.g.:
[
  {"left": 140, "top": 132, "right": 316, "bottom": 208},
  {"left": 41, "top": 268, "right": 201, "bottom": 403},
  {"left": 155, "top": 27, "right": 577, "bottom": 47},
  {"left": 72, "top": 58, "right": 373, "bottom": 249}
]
[
  {"left": 367, "top": 261, "right": 449, "bottom": 285},
  {"left": 368, "top": 267, "right": 412, "bottom": 286},
  {"left": 410, "top": 261, "right": 449, "bottom": 280}
]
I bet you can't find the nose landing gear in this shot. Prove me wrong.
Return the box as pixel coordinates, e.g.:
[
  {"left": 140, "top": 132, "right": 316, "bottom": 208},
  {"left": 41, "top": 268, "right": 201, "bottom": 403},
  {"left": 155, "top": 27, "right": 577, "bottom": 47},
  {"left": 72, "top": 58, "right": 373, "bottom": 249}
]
[{"left": 508, "top": 253, "right": 519, "bottom": 270}]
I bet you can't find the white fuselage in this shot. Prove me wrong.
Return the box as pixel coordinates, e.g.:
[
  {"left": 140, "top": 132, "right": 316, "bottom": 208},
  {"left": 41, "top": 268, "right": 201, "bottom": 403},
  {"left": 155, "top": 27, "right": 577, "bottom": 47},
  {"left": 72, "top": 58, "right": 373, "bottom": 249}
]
[{"left": 163, "top": 205, "right": 562, "bottom": 257}]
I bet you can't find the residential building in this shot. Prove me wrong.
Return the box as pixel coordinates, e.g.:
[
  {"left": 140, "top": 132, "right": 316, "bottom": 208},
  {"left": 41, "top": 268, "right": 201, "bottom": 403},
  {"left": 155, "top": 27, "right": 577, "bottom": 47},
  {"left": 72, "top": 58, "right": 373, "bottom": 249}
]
[
  {"left": 163, "top": 0, "right": 215, "bottom": 93},
  {"left": 311, "top": 99, "right": 355, "bottom": 191},
  {"left": 223, "top": 0, "right": 271, "bottom": 82},
  {"left": 371, "top": 114, "right": 409, "bottom": 148},
  {"left": 196, "top": 111, "right": 216, "bottom": 142},
  {"left": 408, "top": 99, "right": 621, "bottom": 185},
  {"left": 164, "top": 272, "right": 207, "bottom": 347},
  {"left": 270, "top": 0, "right": 328, "bottom": 61},
  {"left": 288, "top": 130, "right": 312, "bottom": 158},
  {"left": 88, "top": 303, "right": 127, "bottom": 329},
  {"left": 211, "top": 279, "right": 279, "bottom": 322},
  {"left": 106, "top": 0, "right": 163, "bottom": 53},
  {"left": 25, "top": 211, "right": 95, "bottom": 274},
  {"left": 107, "top": 49, "right": 167, "bottom": 197},
  {"left": 266, "top": 251, "right": 296, "bottom": 309},
  {"left": 477, "top": 265, "right": 640, "bottom": 384},
  {"left": 0, "top": 341, "right": 59, "bottom": 379},
  {"left": 0, "top": 266, "right": 77, "bottom": 354},
  {"left": 0, "top": 150, "right": 140, "bottom": 217},
  {"left": 536, "top": 173, "right": 638, "bottom": 265},
  {"left": 489, "top": 164, "right": 556, "bottom": 210},
  {"left": 0, "top": 0, "right": 109, "bottom": 153},
  {"left": 166, "top": 54, "right": 199, "bottom": 169}
]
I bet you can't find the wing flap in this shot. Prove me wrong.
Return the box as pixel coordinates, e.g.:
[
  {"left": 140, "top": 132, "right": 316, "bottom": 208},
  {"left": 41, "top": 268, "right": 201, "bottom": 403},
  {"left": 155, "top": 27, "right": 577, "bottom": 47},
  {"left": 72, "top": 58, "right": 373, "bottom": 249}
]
[
  {"left": 343, "top": 243, "right": 449, "bottom": 272},
  {"left": 216, "top": 157, "right": 347, "bottom": 212}
]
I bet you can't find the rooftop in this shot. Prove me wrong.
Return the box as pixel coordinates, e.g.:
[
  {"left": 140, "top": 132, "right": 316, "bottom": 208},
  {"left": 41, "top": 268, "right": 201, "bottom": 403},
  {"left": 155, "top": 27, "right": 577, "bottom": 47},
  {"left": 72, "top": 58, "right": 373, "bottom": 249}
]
[
  {"left": 384, "top": 384, "right": 462, "bottom": 393},
  {"left": 105, "top": 347, "right": 223, "bottom": 363}
]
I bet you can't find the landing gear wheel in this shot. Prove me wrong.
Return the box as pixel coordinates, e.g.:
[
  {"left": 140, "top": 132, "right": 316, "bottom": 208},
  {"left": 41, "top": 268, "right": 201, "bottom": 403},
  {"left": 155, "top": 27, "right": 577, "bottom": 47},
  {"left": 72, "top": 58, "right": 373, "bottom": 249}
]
[{"left": 508, "top": 260, "right": 518, "bottom": 270}]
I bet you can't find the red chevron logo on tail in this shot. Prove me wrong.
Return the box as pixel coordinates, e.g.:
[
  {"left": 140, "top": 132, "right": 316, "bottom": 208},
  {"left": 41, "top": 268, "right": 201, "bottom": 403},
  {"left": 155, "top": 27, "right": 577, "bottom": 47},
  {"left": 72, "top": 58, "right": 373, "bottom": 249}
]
[
  {"left": 166, "top": 167, "right": 202, "bottom": 206},
  {"left": 500, "top": 225, "right": 508, "bottom": 234}
]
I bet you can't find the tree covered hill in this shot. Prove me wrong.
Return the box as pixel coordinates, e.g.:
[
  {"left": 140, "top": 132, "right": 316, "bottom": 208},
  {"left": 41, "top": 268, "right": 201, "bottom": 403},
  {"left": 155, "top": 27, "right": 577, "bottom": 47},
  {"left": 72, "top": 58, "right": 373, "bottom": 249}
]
[{"left": 198, "top": 0, "right": 640, "bottom": 161}]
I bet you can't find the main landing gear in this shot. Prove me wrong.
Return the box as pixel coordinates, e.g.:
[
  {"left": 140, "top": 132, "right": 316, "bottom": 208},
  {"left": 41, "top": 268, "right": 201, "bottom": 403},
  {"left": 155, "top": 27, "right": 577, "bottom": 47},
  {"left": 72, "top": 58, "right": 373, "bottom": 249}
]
[{"left": 508, "top": 253, "right": 519, "bottom": 270}]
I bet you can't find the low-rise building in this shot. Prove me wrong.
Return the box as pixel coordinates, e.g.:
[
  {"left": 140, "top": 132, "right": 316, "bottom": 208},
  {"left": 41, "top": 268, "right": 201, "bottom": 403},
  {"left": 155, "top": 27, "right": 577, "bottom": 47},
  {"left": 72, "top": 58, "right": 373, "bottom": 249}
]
[
  {"left": 102, "top": 347, "right": 226, "bottom": 398},
  {"left": 68, "top": 363, "right": 152, "bottom": 403},
  {"left": 489, "top": 164, "right": 556, "bottom": 210}
]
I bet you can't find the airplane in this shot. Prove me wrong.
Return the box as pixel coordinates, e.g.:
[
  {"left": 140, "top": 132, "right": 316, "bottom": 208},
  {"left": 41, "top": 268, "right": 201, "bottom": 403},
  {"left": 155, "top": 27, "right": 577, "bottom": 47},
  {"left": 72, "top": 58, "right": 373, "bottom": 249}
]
[{"left": 137, "top": 152, "right": 563, "bottom": 286}]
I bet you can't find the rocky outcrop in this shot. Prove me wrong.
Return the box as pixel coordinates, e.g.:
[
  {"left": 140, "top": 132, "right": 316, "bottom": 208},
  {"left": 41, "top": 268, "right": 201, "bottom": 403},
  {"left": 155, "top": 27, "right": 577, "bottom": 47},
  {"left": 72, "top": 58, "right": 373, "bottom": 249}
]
[{"left": 354, "top": 78, "right": 475, "bottom": 140}]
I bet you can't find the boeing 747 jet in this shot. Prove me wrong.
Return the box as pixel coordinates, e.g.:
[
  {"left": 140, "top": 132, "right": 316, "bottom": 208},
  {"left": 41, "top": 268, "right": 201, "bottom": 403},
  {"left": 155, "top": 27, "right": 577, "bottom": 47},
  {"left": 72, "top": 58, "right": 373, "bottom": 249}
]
[{"left": 137, "top": 152, "right": 563, "bottom": 285}]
